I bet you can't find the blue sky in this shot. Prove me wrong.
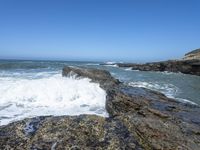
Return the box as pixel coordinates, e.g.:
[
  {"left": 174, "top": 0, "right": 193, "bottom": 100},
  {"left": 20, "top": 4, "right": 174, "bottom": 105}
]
[{"left": 0, "top": 0, "right": 199, "bottom": 62}]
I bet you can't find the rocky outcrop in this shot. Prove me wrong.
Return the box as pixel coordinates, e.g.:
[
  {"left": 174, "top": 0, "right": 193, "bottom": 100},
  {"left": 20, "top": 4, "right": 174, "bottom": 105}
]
[
  {"left": 184, "top": 48, "right": 200, "bottom": 60},
  {"left": 0, "top": 66, "right": 200, "bottom": 149},
  {"left": 116, "top": 59, "right": 200, "bottom": 76},
  {"left": 62, "top": 66, "right": 120, "bottom": 90},
  {"left": 107, "top": 86, "right": 200, "bottom": 149},
  {"left": 0, "top": 115, "right": 143, "bottom": 149}
]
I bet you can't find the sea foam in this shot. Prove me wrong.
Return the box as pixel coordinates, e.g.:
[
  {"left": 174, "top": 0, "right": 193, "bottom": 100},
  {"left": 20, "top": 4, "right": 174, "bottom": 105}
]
[
  {"left": 0, "top": 72, "right": 107, "bottom": 125},
  {"left": 129, "top": 81, "right": 196, "bottom": 105}
]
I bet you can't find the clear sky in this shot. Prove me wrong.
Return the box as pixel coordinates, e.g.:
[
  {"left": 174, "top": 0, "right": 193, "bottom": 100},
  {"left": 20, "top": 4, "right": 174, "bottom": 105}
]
[{"left": 0, "top": 0, "right": 199, "bottom": 62}]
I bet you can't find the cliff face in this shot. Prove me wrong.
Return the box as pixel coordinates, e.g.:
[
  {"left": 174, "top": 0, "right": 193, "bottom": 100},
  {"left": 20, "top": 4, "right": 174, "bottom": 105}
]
[
  {"left": 184, "top": 48, "right": 200, "bottom": 60},
  {"left": 0, "top": 66, "right": 200, "bottom": 150}
]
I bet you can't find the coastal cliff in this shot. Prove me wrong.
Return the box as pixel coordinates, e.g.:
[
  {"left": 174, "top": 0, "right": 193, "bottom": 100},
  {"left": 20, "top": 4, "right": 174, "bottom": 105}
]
[
  {"left": 0, "top": 66, "right": 200, "bottom": 149},
  {"left": 184, "top": 48, "right": 200, "bottom": 60}
]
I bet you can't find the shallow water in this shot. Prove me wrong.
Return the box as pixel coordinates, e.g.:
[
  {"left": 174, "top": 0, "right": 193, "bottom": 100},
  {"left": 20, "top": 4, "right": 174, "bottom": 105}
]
[{"left": 0, "top": 60, "right": 200, "bottom": 125}]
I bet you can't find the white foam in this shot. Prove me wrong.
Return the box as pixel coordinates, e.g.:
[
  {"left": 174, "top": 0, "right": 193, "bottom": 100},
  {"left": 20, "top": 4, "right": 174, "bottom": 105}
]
[
  {"left": 0, "top": 73, "right": 107, "bottom": 125},
  {"left": 128, "top": 81, "right": 197, "bottom": 105},
  {"left": 86, "top": 63, "right": 99, "bottom": 66},
  {"left": 124, "top": 67, "right": 133, "bottom": 71},
  {"left": 105, "top": 61, "right": 116, "bottom": 65},
  {"left": 175, "top": 98, "right": 197, "bottom": 105},
  {"left": 160, "top": 71, "right": 178, "bottom": 75},
  {"left": 102, "top": 61, "right": 118, "bottom": 67},
  {"left": 105, "top": 64, "right": 118, "bottom": 67},
  {"left": 129, "top": 81, "right": 179, "bottom": 98}
]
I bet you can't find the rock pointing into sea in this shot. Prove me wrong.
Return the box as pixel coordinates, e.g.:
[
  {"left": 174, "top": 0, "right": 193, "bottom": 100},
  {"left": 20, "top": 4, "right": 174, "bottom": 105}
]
[
  {"left": 0, "top": 66, "right": 200, "bottom": 149},
  {"left": 115, "top": 59, "right": 200, "bottom": 76},
  {"left": 103, "top": 49, "right": 200, "bottom": 76}
]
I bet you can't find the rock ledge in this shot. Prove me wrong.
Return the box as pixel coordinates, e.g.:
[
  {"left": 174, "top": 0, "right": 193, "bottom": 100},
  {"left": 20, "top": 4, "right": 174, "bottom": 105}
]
[{"left": 0, "top": 66, "right": 200, "bottom": 150}]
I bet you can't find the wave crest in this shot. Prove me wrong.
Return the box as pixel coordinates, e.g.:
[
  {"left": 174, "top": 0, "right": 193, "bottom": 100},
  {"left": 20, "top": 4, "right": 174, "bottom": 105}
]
[{"left": 0, "top": 73, "right": 107, "bottom": 125}]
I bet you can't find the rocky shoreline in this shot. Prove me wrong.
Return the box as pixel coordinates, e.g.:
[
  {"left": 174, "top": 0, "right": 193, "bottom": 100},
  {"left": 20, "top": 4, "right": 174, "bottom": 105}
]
[
  {"left": 102, "top": 59, "right": 200, "bottom": 76},
  {"left": 0, "top": 66, "right": 200, "bottom": 149}
]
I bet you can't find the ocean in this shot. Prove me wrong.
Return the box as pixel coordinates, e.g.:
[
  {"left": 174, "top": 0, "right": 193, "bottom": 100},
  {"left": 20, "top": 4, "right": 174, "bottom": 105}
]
[{"left": 0, "top": 60, "right": 200, "bottom": 125}]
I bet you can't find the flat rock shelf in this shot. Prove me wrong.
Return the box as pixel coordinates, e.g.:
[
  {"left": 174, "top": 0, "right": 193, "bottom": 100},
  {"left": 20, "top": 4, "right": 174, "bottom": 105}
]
[{"left": 0, "top": 66, "right": 200, "bottom": 150}]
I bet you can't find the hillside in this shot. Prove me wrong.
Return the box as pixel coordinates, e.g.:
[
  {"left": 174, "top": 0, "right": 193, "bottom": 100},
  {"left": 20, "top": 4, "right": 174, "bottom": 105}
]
[{"left": 184, "top": 48, "right": 200, "bottom": 60}]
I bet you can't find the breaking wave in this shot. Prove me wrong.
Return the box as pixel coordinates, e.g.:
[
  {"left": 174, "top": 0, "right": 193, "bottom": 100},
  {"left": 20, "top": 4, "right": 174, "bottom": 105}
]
[{"left": 0, "top": 72, "right": 107, "bottom": 125}]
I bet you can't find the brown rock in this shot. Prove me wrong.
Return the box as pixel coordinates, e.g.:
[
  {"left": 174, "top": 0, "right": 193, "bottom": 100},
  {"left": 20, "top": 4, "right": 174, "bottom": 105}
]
[{"left": 0, "top": 66, "right": 200, "bottom": 149}]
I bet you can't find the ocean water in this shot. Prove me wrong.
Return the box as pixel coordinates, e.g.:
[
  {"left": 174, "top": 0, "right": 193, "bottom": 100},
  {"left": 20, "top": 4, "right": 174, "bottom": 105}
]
[{"left": 0, "top": 60, "right": 200, "bottom": 125}]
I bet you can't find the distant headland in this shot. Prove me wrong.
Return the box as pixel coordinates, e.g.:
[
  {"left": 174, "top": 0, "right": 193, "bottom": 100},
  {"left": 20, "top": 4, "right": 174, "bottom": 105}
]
[
  {"left": 102, "top": 48, "right": 200, "bottom": 76},
  {"left": 183, "top": 48, "right": 200, "bottom": 60}
]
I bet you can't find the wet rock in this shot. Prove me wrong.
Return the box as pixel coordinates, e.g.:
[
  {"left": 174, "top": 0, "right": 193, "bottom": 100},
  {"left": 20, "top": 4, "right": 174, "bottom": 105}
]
[
  {"left": 107, "top": 86, "right": 200, "bottom": 149},
  {"left": 24, "top": 117, "right": 46, "bottom": 136},
  {"left": 62, "top": 66, "right": 120, "bottom": 90},
  {"left": 0, "top": 66, "right": 200, "bottom": 149},
  {"left": 0, "top": 115, "right": 142, "bottom": 150},
  {"left": 116, "top": 59, "right": 200, "bottom": 76}
]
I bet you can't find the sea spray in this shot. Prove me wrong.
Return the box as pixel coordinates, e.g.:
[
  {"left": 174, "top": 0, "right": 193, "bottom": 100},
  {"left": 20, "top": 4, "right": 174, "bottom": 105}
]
[{"left": 0, "top": 73, "right": 107, "bottom": 125}]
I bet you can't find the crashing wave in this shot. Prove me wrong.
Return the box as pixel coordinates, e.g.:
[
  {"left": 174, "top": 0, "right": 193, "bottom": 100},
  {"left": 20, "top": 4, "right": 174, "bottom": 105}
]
[{"left": 0, "top": 72, "right": 107, "bottom": 125}]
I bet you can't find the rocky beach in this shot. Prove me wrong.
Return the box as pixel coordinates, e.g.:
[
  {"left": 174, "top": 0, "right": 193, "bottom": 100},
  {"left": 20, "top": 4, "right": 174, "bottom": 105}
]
[{"left": 0, "top": 66, "right": 200, "bottom": 149}]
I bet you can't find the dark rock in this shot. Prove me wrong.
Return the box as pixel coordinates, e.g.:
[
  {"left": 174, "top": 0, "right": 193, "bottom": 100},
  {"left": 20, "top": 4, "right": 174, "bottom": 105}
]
[
  {"left": 0, "top": 115, "right": 143, "bottom": 150},
  {"left": 0, "top": 66, "right": 200, "bottom": 149},
  {"left": 116, "top": 59, "right": 200, "bottom": 76},
  {"left": 107, "top": 86, "right": 200, "bottom": 149},
  {"left": 62, "top": 66, "right": 120, "bottom": 90},
  {"left": 24, "top": 117, "right": 46, "bottom": 136}
]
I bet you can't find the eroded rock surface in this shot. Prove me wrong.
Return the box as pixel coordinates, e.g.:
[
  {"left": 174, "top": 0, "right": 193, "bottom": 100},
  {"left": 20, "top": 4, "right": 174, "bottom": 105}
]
[
  {"left": 0, "top": 66, "right": 200, "bottom": 150},
  {"left": 62, "top": 66, "right": 120, "bottom": 90},
  {"left": 0, "top": 115, "right": 143, "bottom": 150}
]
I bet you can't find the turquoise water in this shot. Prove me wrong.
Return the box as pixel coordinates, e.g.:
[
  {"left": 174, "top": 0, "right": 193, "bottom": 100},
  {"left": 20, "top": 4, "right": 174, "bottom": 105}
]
[
  {"left": 0, "top": 60, "right": 200, "bottom": 125},
  {"left": 0, "top": 60, "right": 200, "bottom": 105}
]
